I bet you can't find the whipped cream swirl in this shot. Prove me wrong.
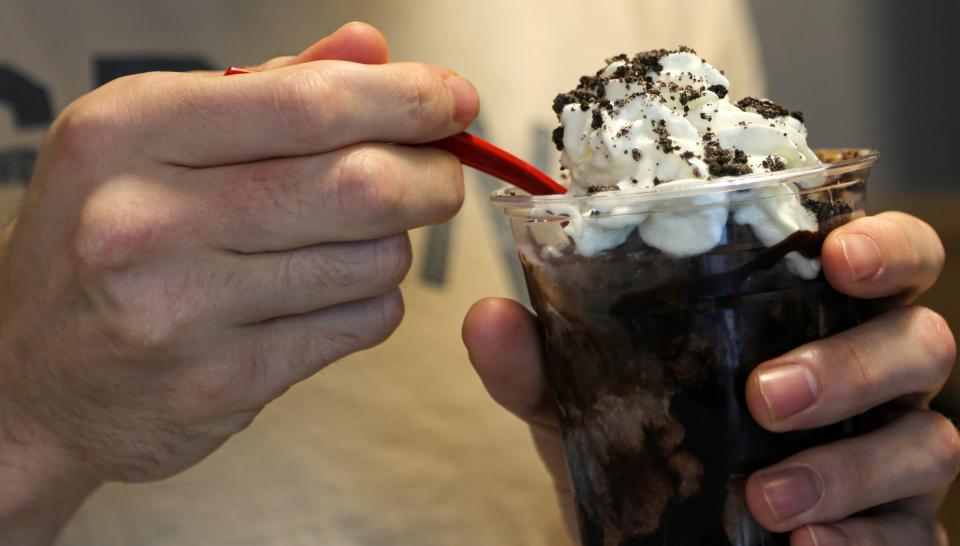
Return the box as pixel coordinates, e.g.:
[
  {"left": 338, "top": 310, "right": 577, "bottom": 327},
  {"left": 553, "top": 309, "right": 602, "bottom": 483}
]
[{"left": 550, "top": 48, "right": 823, "bottom": 278}]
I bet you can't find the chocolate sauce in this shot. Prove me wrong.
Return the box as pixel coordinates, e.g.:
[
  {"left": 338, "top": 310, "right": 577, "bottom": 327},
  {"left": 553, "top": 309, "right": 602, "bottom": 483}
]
[{"left": 612, "top": 230, "right": 824, "bottom": 317}]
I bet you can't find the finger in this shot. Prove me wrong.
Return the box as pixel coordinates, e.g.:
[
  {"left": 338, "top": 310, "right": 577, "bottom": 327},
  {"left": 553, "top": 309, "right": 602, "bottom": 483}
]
[
  {"left": 216, "top": 234, "right": 411, "bottom": 324},
  {"left": 462, "top": 298, "right": 572, "bottom": 516},
  {"left": 744, "top": 410, "right": 960, "bottom": 532},
  {"left": 822, "top": 211, "right": 945, "bottom": 301},
  {"left": 792, "top": 514, "right": 947, "bottom": 546},
  {"left": 292, "top": 21, "right": 389, "bottom": 65},
  {"left": 241, "top": 290, "right": 404, "bottom": 402},
  {"left": 195, "top": 144, "right": 463, "bottom": 252},
  {"left": 462, "top": 298, "right": 553, "bottom": 424},
  {"left": 256, "top": 22, "right": 389, "bottom": 70},
  {"left": 746, "top": 306, "right": 956, "bottom": 432},
  {"left": 116, "top": 60, "right": 479, "bottom": 167}
]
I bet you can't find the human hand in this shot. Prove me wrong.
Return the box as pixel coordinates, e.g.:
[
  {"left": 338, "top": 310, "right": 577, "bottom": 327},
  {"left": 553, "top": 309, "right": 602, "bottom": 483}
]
[
  {"left": 0, "top": 22, "right": 478, "bottom": 544},
  {"left": 463, "top": 211, "right": 958, "bottom": 545}
]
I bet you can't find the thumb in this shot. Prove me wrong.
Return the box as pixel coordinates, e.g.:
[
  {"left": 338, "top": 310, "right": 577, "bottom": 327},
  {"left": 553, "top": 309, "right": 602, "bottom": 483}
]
[
  {"left": 256, "top": 21, "right": 389, "bottom": 71},
  {"left": 462, "top": 298, "right": 579, "bottom": 539},
  {"left": 462, "top": 298, "right": 551, "bottom": 422}
]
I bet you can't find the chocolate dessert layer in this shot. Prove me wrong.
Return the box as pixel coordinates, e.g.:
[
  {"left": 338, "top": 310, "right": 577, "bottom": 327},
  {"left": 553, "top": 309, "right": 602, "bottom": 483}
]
[{"left": 514, "top": 182, "right": 885, "bottom": 546}]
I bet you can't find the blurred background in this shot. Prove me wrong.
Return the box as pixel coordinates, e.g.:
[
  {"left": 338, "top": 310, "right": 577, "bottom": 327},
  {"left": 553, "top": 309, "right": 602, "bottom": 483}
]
[{"left": 748, "top": 0, "right": 960, "bottom": 535}]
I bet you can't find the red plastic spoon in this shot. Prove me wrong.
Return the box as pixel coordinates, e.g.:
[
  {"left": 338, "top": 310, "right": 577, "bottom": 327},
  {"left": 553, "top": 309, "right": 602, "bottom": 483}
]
[{"left": 224, "top": 67, "right": 566, "bottom": 195}]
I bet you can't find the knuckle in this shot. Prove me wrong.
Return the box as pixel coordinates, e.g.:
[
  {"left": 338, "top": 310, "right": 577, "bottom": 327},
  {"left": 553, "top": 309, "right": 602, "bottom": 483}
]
[
  {"left": 50, "top": 99, "right": 119, "bottom": 167},
  {"left": 81, "top": 269, "right": 197, "bottom": 356},
  {"left": 881, "top": 212, "right": 946, "bottom": 271},
  {"left": 229, "top": 160, "right": 311, "bottom": 225},
  {"left": 401, "top": 64, "right": 449, "bottom": 129},
  {"left": 311, "top": 254, "right": 354, "bottom": 291},
  {"left": 71, "top": 187, "right": 185, "bottom": 276},
  {"left": 99, "top": 299, "right": 184, "bottom": 355},
  {"left": 273, "top": 67, "right": 337, "bottom": 140},
  {"left": 824, "top": 331, "right": 875, "bottom": 396},
  {"left": 912, "top": 216, "right": 947, "bottom": 274},
  {"left": 431, "top": 151, "right": 465, "bottom": 221},
  {"left": 369, "top": 290, "right": 405, "bottom": 345},
  {"left": 828, "top": 444, "right": 876, "bottom": 508},
  {"left": 50, "top": 73, "right": 153, "bottom": 166},
  {"left": 924, "top": 411, "right": 960, "bottom": 482},
  {"left": 275, "top": 252, "right": 329, "bottom": 294},
  {"left": 333, "top": 146, "right": 405, "bottom": 219},
  {"left": 373, "top": 234, "right": 413, "bottom": 287},
  {"left": 72, "top": 205, "right": 144, "bottom": 275},
  {"left": 258, "top": 316, "right": 362, "bottom": 377},
  {"left": 905, "top": 306, "right": 957, "bottom": 377},
  {"left": 288, "top": 329, "right": 355, "bottom": 375},
  {"left": 870, "top": 214, "right": 918, "bottom": 271}
]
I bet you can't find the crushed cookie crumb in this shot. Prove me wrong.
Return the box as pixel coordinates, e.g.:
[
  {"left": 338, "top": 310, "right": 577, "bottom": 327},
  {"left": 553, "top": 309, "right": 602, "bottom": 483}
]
[
  {"left": 703, "top": 140, "right": 753, "bottom": 177},
  {"left": 551, "top": 126, "right": 565, "bottom": 151},
  {"left": 591, "top": 110, "right": 604, "bottom": 129},
  {"left": 761, "top": 155, "right": 786, "bottom": 171},
  {"left": 707, "top": 84, "right": 728, "bottom": 98},
  {"left": 736, "top": 97, "right": 790, "bottom": 119}
]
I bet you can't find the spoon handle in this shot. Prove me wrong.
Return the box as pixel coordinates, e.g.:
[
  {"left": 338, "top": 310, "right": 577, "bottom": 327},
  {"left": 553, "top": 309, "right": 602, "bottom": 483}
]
[{"left": 425, "top": 132, "right": 566, "bottom": 195}]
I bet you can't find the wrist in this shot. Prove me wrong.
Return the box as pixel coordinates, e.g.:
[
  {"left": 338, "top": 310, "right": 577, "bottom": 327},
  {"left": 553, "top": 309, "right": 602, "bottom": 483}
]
[
  {"left": 0, "top": 223, "right": 98, "bottom": 545},
  {"left": 0, "top": 405, "right": 99, "bottom": 545}
]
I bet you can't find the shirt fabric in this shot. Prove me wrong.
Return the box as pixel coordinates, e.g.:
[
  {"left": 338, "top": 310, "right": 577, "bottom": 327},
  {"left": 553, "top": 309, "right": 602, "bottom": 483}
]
[{"left": 0, "top": 1, "right": 764, "bottom": 544}]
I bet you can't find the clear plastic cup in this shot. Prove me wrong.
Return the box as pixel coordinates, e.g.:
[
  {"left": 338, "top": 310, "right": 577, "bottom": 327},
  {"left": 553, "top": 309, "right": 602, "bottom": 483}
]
[{"left": 492, "top": 149, "right": 879, "bottom": 546}]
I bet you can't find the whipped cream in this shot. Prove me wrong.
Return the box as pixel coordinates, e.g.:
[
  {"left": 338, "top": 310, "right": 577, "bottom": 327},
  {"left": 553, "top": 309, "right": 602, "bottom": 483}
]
[{"left": 550, "top": 48, "right": 823, "bottom": 277}]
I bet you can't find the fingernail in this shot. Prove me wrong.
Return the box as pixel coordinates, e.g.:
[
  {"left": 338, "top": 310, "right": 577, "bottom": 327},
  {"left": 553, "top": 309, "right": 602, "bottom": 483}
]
[
  {"left": 445, "top": 76, "right": 479, "bottom": 123},
  {"left": 838, "top": 233, "right": 882, "bottom": 281},
  {"left": 804, "top": 524, "right": 848, "bottom": 546},
  {"left": 801, "top": 525, "right": 823, "bottom": 546},
  {"left": 757, "top": 364, "right": 819, "bottom": 421},
  {"left": 758, "top": 466, "right": 823, "bottom": 522}
]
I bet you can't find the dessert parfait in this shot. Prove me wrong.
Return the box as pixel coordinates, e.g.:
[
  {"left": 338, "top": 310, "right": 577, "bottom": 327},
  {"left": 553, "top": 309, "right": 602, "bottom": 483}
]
[{"left": 492, "top": 48, "right": 878, "bottom": 546}]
